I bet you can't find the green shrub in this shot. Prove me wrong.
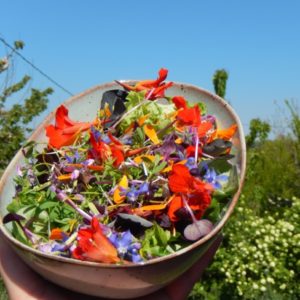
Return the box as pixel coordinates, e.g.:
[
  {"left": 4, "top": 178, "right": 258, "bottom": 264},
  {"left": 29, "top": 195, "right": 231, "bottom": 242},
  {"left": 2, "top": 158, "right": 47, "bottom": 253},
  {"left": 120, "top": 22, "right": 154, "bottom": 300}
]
[{"left": 189, "top": 196, "right": 300, "bottom": 300}]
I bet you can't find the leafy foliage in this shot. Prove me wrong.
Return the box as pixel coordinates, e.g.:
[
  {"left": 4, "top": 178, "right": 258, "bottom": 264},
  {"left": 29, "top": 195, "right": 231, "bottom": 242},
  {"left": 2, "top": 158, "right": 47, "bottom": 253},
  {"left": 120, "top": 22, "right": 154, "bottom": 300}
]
[
  {"left": 213, "top": 69, "right": 229, "bottom": 99},
  {"left": 0, "top": 41, "right": 53, "bottom": 170},
  {"left": 246, "top": 118, "right": 271, "bottom": 148}
]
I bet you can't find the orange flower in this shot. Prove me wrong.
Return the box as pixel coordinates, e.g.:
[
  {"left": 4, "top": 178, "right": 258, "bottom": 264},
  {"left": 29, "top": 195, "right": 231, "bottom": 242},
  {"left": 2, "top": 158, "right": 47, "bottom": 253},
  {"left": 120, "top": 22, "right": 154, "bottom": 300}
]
[
  {"left": 45, "top": 105, "right": 91, "bottom": 149},
  {"left": 49, "top": 228, "right": 65, "bottom": 240},
  {"left": 116, "top": 68, "right": 173, "bottom": 100},
  {"left": 215, "top": 124, "right": 237, "bottom": 140},
  {"left": 168, "top": 164, "right": 212, "bottom": 221},
  {"left": 72, "top": 217, "right": 120, "bottom": 263}
]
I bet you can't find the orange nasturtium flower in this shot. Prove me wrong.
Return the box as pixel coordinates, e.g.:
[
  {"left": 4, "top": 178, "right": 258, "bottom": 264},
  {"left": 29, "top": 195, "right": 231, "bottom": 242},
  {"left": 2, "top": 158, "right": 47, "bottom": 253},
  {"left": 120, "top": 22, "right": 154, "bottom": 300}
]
[
  {"left": 167, "top": 164, "right": 212, "bottom": 222},
  {"left": 172, "top": 96, "right": 214, "bottom": 138},
  {"left": 49, "top": 228, "right": 65, "bottom": 240},
  {"left": 116, "top": 68, "right": 173, "bottom": 100},
  {"left": 89, "top": 131, "right": 124, "bottom": 167},
  {"left": 215, "top": 124, "right": 238, "bottom": 140},
  {"left": 172, "top": 96, "right": 201, "bottom": 127},
  {"left": 45, "top": 105, "right": 92, "bottom": 149},
  {"left": 72, "top": 217, "right": 120, "bottom": 263}
]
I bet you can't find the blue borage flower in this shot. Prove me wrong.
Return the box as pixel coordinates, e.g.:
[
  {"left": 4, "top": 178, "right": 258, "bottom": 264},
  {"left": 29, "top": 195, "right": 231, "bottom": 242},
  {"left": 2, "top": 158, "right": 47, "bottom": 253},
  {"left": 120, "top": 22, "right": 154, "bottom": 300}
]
[
  {"left": 65, "top": 150, "right": 81, "bottom": 163},
  {"left": 204, "top": 168, "right": 228, "bottom": 189},
  {"left": 126, "top": 182, "right": 149, "bottom": 203},
  {"left": 91, "top": 126, "right": 111, "bottom": 144},
  {"left": 108, "top": 230, "right": 142, "bottom": 263}
]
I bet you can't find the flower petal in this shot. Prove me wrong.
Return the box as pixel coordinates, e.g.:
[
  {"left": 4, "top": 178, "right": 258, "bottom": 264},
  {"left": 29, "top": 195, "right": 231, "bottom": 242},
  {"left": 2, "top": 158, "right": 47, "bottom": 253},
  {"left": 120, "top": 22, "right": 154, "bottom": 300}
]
[
  {"left": 215, "top": 124, "right": 237, "bottom": 140},
  {"left": 143, "top": 124, "right": 160, "bottom": 145},
  {"left": 113, "top": 175, "right": 128, "bottom": 204},
  {"left": 168, "top": 164, "right": 192, "bottom": 193}
]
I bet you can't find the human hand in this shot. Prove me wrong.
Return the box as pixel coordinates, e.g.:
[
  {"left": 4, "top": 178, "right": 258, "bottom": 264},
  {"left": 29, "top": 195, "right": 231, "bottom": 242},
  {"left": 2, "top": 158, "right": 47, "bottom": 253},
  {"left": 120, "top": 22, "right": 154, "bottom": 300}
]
[{"left": 0, "top": 231, "right": 222, "bottom": 300}]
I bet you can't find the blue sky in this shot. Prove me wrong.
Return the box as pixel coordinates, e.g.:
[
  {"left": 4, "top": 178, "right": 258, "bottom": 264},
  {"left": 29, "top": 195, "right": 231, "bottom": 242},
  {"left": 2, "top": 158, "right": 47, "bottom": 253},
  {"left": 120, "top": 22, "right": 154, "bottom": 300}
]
[{"left": 1, "top": 1, "right": 300, "bottom": 134}]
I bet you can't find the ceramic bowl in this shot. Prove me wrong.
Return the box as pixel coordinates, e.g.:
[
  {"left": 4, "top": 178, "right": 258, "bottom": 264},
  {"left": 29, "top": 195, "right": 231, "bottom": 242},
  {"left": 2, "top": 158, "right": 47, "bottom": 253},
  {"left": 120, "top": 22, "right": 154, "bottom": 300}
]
[{"left": 0, "top": 81, "right": 246, "bottom": 299}]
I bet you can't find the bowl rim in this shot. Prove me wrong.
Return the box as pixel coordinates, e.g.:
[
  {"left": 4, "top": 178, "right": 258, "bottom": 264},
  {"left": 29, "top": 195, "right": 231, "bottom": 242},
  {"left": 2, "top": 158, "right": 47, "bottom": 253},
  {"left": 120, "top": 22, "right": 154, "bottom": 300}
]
[{"left": 0, "top": 80, "right": 246, "bottom": 268}]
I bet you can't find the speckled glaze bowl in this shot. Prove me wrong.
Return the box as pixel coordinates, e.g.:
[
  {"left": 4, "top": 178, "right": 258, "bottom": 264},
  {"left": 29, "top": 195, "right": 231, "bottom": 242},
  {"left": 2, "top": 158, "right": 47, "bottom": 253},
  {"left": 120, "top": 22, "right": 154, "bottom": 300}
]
[{"left": 0, "top": 81, "right": 246, "bottom": 299}]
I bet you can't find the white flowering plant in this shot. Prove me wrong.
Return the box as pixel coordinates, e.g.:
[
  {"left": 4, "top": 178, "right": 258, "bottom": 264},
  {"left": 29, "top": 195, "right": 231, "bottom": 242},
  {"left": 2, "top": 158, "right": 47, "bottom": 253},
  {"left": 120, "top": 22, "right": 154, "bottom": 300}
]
[{"left": 189, "top": 195, "right": 300, "bottom": 300}]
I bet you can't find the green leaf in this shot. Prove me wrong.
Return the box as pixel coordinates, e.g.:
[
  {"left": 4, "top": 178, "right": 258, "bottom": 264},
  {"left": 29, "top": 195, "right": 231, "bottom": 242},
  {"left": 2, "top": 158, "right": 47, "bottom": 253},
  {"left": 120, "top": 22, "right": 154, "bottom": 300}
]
[
  {"left": 140, "top": 223, "right": 182, "bottom": 259},
  {"left": 208, "top": 158, "right": 232, "bottom": 174},
  {"left": 213, "top": 166, "right": 239, "bottom": 200},
  {"left": 12, "top": 222, "right": 31, "bottom": 246},
  {"left": 39, "top": 201, "right": 58, "bottom": 210},
  {"left": 203, "top": 198, "right": 221, "bottom": 223},
  {"left": 197, "top": 102, "right": 207, "bottom": 115},
  {"left": 152, "top": 161, "right": 167, "bottom": 174},
  {"left": 154, "top": 223, "right": 169, "bottom": 245}
]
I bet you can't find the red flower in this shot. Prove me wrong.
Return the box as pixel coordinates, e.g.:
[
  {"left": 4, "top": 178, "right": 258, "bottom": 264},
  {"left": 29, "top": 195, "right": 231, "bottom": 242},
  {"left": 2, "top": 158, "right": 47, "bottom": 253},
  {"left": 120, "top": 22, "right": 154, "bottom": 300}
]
[
  {"left": 72, "top": 217, "right": 120, "bottom": 263},
  {"left": 89, "top": 131, "right": 124, "bottom": 167},
  {"left": 172, "top": 96, "right": 201, "bottom": 127},
  {"left": 185, "top": 145, "right": 202, "bottom": 158},
  {"left": 116, "top": 68, "right": 173, "bottom": 100},
  {"left": 172, "top": 96, "right": 187, "bottom": 109},
  {"left": 198, "top": 121, "right": 213, "bottom": 138},
  {"left": 168, "top": 164, "right": 212, "bottom": 221},
  {"left": 46, "top": 105, "right": 91, "bottom": 149},
  {"left": 172, "top": 96, "right": 214, "bottom": 139}
]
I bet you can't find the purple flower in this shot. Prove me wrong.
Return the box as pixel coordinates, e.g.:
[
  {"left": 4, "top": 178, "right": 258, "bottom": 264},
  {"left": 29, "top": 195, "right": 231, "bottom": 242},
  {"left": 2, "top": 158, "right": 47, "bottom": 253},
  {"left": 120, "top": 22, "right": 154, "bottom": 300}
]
[
  {"left": 38, "top": 241, "right": 67, "bottom": 254},
  {"left": 91, "top": 126, "right": 102, "bottom": 142},
  {"left": 16, "top": 165, "right": 23, "bottom": 177},
  {"left": 108, "top": 230, "right": 142, "bottom": 262},
  {"left": 126, "top": 182, "right": 149, "bottom": 203},
  {"left": 119, "top": 134, "right": 132, "bottom": 145},
  {"left": 185, "top": 157, "right": 196, "bottom": 170},
  {"left": 71, "top": 169, "right": 80, "bottom": 180},
  {"left": 126, "top": 189, "right": 139, "bottom": 203},
  {"left": 138, "top": 182, "right": 149, "bottom": 194},
  {"left": 65, "top": 150, "right": 81, "bottom": 163},
  {"left": 83, "top": 158, "right": 95, "bottom": 166},
  {"left": 91, "top": 126, "right": 111, "bottom": 144},
  {"left": 204, "top": 168, "right": 228, "bottom": 189}
]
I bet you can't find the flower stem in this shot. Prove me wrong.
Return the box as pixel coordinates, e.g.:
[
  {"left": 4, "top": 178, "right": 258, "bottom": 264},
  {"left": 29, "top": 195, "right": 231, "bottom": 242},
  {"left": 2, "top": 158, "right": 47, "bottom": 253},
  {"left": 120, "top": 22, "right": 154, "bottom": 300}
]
[
  {"left": 181, "top": 194, "right": 202, "bottom": 235},
  {"left": 194, "top": 127, "right": 199, "bottom": 165}
]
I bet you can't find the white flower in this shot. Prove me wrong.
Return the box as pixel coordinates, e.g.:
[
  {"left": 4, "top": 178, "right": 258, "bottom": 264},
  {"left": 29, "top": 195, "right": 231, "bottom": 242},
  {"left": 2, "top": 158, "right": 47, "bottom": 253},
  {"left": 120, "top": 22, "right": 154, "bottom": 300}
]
[
  {"left": 260, "top": 286, "right": 266, "bottom": 292},
  {"left": 266, "top": 277, "right": 275, "bottom": 284},
  {"left": 279, "top": 284, "right": 286, "bottom": 290},
  {"left": 253, "top": 283, "right": 259, "bottom": 289}
]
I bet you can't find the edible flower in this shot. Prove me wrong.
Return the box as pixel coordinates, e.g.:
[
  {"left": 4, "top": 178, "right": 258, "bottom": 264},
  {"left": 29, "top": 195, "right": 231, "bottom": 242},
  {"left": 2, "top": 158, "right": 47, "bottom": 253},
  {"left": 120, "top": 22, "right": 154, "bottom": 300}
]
[
  {"left": 46, "top": 105, "right": 91, "bottom": 149},
  {"left": 72, "top": 217, "right": 120, "bottom": 263},
  {"left": 214, "top": 124, "right": 237, "bottom": 140},
  {"left": 116, "top": 68, "right": 173, "bottom": 100},
  {"left": 108, "top": 230, "right": 142, "bottom": 263},
  {"left": 204, "top": 168, "right": 228, "bottom": 189},
  {"left": 172, "top": 96, "right": 201, "bottom": 127},
  {"left": 168, "top": 164, "right": 212, "bottom": 221},
  {"left": 89, "top": 129, "right": 124, "bottom": 167}
]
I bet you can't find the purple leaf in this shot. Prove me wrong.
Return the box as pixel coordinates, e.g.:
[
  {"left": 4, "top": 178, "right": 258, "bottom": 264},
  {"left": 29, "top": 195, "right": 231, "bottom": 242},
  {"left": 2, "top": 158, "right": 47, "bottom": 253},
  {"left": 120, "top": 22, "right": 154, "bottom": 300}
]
[
  {"left": 183, "top": 219, "right": 213, "bottom": 241},
  {"left": 3, "top": 213, "right": 25, "bottom": 224}
]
